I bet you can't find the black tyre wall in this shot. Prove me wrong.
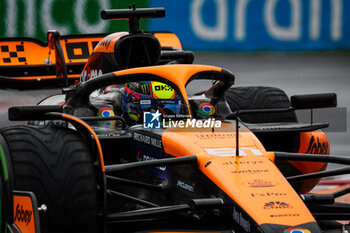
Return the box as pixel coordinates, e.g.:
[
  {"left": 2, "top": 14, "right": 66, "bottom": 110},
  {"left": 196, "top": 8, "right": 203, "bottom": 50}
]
[
  {"left": 225, "top": 86, "right": 297, "bottom": 123},
  {"left": 0, "top": 133, "right": 15, "bottom": 232},
  {"left": 0, "top": 125, "right": 98, "bottom": 233}
]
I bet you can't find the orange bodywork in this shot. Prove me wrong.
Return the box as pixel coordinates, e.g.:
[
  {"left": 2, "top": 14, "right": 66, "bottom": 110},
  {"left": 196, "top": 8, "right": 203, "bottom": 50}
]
[
  {"left": 1, "top": 33, "right": 325, "bottom": 229},
  {"left": 0, "top": 40, "right": 49, "bottom": 66},
  {"left": 293, "top": 130, "right": 329, "bottom": 174},
  {"left": 289, "top": 131, "right": 330, "bottom": 193},
  {"left": 0, "top": 36, "right": 103, "bottom": 66},
  {"left": 60, "top": 37, "right": 103, "bottom": 63},
  {"left": 298, "top": 131, "right": 330, "bottom": 154},
  {"left": 93, "top": 32, "right": 128, "bottom": 54},
  {"left": 92, "top": 32, "right": 182, "bottom": 54},
  {"left": 0, "top": 32, "right": 181, "bottom": 66},
  {"left": 154, "top": 32, "right": 182, "bottom": 50},
  {"left": 0, "top": 31, "right": 182, "bottom": 81},
  {"left": 108, "top": 65, "right": 318, "bottom": 228},
  {"left": 13, "top": 194, "right": 37, "bottom": 233},
  {"left": 0, "top": 35, "right": 104, "bottom": 80},
  {"left": 160, "top": 123, "right": 316, "bottom": 227}
]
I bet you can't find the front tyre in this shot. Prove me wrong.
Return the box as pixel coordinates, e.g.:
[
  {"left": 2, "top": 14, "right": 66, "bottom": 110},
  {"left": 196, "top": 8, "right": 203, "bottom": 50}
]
[{"left": 0, "top": 125, "right": 98, "bottom": 233}]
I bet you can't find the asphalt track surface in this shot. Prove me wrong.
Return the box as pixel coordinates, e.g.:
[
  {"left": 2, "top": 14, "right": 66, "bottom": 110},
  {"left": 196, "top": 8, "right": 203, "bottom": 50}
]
[
  {"left": 196, "top": 52, "right": 350, "bottom": 158},
  {"left": 0, "top": 52, "right": 349, "bottom": 160}
]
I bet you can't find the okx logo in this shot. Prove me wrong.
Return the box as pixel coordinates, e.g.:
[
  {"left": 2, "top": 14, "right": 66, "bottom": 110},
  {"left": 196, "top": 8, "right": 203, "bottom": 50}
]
[{"left": 143, "top": 110, "right": 161, "bottom": 129}]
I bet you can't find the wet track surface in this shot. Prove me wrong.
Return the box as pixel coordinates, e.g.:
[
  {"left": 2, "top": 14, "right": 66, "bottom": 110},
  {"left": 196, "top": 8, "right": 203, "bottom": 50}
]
[
  {"left": 195, "top": 52, "right": 350, "bottom": 157},
  {"left": 1, "top": 52, "right": 349, "bottom": 159}
]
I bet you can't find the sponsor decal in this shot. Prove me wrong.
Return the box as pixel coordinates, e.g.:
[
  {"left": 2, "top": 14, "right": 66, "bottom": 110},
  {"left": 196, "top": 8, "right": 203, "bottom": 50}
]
[
  {"left": 151, "top": 82, "right": 175, "bottom": 99},
  {"left": 98, "top": 35, "right": 113, "bottom": 49},
  {"left": 140, "top": 100, "right": 151, "bottom": 105},
  {"left": 284, "top": 227, "right": 311, "bottom": 233},
  {"left": 250, "top": 192, "right": 287, "bottom": 198},
  {"left": 195, "top": 133, "right": 235, "bottom": 140},
  {"left": 96, "top": 107, "right": 115, "bottom": 132},
  {"left": 231, "top": 169, "right": 269, "bottom": 174},
  {"left": 154, "top": 84, "right": 174, "bottom": 91},
  {"left": 133, "top": 133, "right": 162, "bottom": 148},
  {"left": 13, "top": 193, "right": 38, "bottom": 233},
  {"left": 223, "top": 161, "right": 264, "bottom": 166},
  {"left": 134, "top": 132, "right": 150, "bottom": 144},
  {"left": 243, "top": 179, "right": 278, "bottom": 188},
  {"left": 119, "top": 158, "right": 128, "bottom": 164},
  {"left": 136, "top": 151, "right": 142, "bottom": 161},
  {"left": 97, "top": 107, "right": 115, "bottom": 117},
  {"left": 177, "top": 180, "right": 194, "bottom": 192},
  {"left": 198, "top": 102, "right": 215, "bottom": 116},
  {"left": 136, "top": 151, "right": 166, "bottom": 171},
  {"left": 14, "top": 204, "right": 32, "bottom": 226},
  {"left": 233, "top": 206, "right": 251, "bottom": 232},
  {"left": 264, "top": 201, "right": 293, "bottom": 209},
  {"left": 270, "top": 213, "right": 300, "bottom": 218},
  {"left": 80, "top": 67, "right": 103, "bottom": 82},
  {"left": 305, "top": 136, "right": 329, "bottom": 154},
  {"left": 154, "top": 83, "right": 174, "bottom": 91},
  {"left": 140, "top": 82, "right": 151, "bottom": 96}
]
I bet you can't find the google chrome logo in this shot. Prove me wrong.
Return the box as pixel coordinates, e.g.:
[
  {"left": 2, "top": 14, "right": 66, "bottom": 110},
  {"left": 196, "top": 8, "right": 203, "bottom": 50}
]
[
  {"left": 98, "top": 107, "right": 115, "bottom": 117},
  {"left": 198, "top": 103, "right": 215, "bottom": 116},
  {"left": 284, "top": 228, "right": 311, "bottom": 233}
]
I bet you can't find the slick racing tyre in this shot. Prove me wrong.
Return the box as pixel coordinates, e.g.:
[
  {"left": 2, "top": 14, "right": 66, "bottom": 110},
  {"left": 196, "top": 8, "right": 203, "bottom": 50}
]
[
  {"left": 225, "top": 86, "right": 297, "bottom": 123},
  {"left": 0, "top": 125, "right": 98, "bottom": 233}
]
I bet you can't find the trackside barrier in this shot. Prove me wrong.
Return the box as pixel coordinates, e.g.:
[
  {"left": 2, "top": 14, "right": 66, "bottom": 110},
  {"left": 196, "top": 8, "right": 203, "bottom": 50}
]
[{"left": 149, "top": 0, "right": 350, "bottom": 51}]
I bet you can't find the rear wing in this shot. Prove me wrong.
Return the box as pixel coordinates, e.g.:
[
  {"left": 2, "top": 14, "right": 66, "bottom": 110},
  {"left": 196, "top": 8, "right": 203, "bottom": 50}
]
[
  {"left": 0, "top": 31, "right": 185, "bottom": 89},
  {"left": 0, "top": 7, "right": 190, "bottom": 90},
  {"left": 0, "top": 31, "right": 106, "bottom": 89}
]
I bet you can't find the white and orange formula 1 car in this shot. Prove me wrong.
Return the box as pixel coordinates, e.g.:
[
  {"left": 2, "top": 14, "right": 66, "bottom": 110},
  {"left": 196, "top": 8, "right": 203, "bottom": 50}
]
[{"left": 0, "top": 6, "right": 348, "bottom": 233}]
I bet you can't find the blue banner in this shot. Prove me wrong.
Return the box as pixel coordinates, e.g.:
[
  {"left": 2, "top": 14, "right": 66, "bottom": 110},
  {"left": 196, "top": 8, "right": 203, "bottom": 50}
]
[{"left": 149, "top": 0, "right": 350, "bottom": 51}]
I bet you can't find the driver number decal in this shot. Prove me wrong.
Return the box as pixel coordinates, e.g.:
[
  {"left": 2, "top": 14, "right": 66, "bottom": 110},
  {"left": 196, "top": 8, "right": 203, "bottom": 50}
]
[{"left": 205, "top": 148, "right": 263, "bottom": 156}]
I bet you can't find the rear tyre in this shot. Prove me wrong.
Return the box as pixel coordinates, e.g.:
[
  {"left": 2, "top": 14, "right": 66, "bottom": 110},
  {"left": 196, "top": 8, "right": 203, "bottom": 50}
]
[
  {"left": 0, "top": 125, "right": 98, "bottom": 233},
  {"left": 225, "top": 86, "right": 297, "bottom": 123},
  {"left": 225, "top": 87, "right": 324, "bottom": 194}
]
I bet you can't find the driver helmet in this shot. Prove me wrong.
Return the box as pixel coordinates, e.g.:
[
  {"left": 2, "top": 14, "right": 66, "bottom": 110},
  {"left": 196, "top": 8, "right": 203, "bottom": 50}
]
[{"left": 122, "top": 81, "right": 182, "bottom": 125}]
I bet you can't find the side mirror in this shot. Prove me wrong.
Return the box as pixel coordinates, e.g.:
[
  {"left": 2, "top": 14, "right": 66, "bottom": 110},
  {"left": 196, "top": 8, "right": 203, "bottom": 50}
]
[{"left": 291, "top": 93, "right": 337, "bottom": 110}]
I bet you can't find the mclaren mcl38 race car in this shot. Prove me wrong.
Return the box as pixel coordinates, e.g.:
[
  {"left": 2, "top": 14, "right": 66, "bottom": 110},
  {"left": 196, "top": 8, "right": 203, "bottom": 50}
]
[{"left": 0, "top": 6, "right": 348, "bottom": 233}]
